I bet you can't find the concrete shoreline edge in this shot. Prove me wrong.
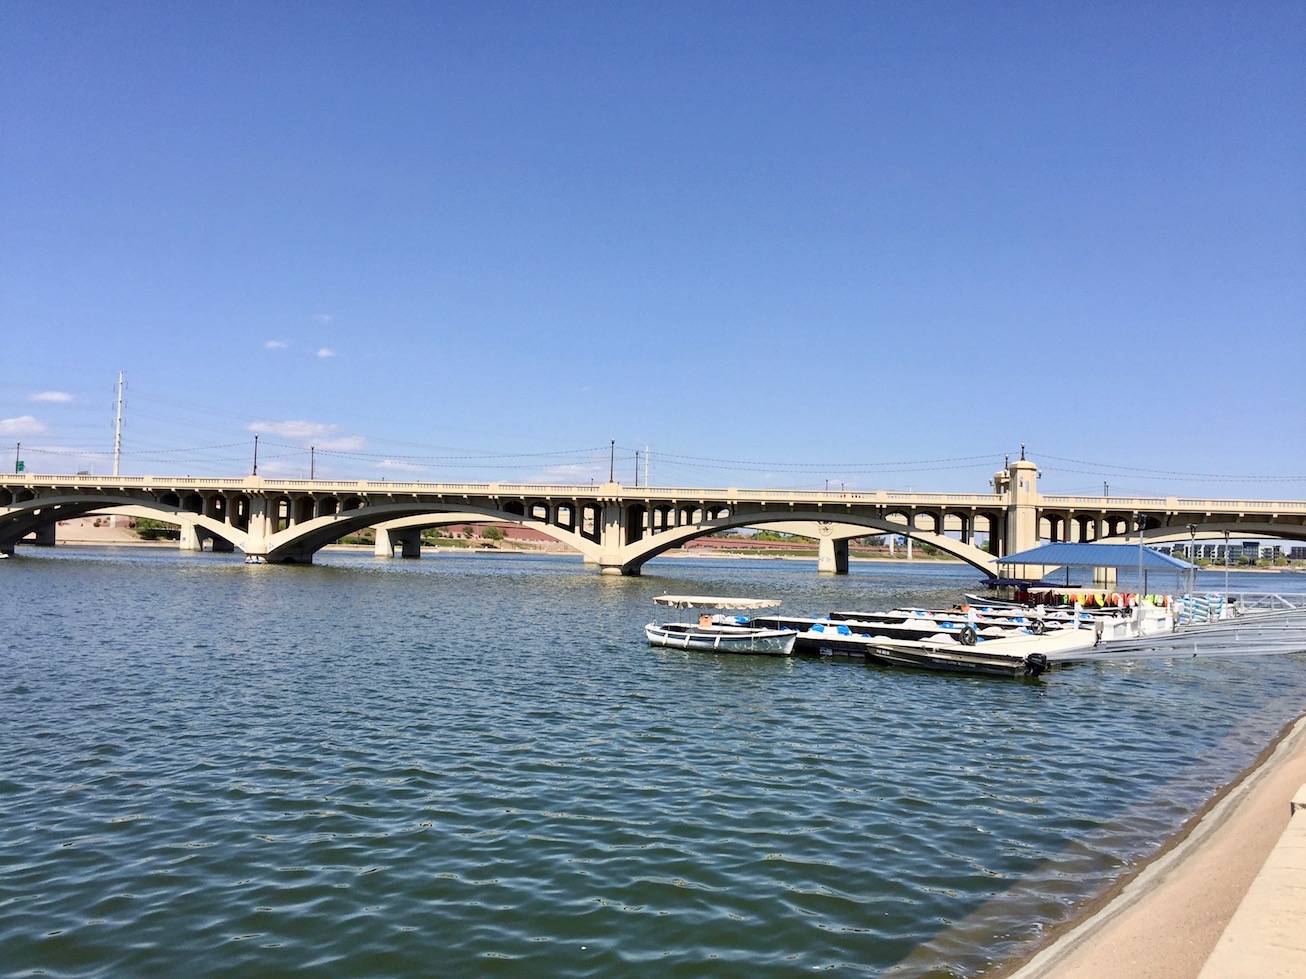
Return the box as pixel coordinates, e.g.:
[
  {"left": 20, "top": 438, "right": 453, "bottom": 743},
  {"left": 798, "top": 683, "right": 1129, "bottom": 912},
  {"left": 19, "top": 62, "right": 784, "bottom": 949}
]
[{"left": 991, "top": 711, "right": 1306, "bottom": 979}]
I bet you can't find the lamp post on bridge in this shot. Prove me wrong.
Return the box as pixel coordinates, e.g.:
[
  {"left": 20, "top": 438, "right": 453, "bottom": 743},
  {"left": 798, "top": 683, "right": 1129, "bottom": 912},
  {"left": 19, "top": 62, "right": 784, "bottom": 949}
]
[
  {"left": 252, "top": 434, "right": 259, "bottom": 477},
  {"left": 1187, "top": 523, "right": 1198, "bottom": 596}
]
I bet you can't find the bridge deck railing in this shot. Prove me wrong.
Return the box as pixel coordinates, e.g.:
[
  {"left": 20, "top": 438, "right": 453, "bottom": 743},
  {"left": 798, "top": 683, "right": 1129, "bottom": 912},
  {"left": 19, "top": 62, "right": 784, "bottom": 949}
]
[{"left": 5, "top": 475, "right": 1305, "bottom": 511}]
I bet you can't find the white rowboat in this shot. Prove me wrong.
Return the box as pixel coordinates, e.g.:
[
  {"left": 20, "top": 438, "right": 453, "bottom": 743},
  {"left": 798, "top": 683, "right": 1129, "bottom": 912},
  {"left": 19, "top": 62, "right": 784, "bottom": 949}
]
[{"left": 646, "top": 596, "right": 798, "bottom": 656}]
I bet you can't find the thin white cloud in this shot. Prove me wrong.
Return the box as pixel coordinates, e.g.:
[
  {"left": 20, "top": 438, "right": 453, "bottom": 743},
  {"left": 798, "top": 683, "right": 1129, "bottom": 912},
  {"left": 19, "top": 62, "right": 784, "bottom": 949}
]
[
  {"left": 254, "top": 459, "right": 307, "bottom": 477},
  {"left": 317, "top": 347, "right": 335, "bottom": 358},
  {"left": 544, "top": 464, "right": 597, "bottom": 477},
  {"left": 29, "top": 391, "right": 73, "bottom": 403},
  {"left": 264, "top": 339, "right": 290, "bottom": 350},
  {"left": 248, "top": 419, "right": 337, "bottom": 439},
  {"left": 313, "top": 313, "right": 334, "bottom": 324},
  {"left": 245, "top": 420, "right": 367, "bottom": 452},
  {"left": 0, "top": 415, "right": 47, "bottom": 435},
  {"left": 317, "top": 435, "right": 366, "bottom": 452},
  {"left": 377, "top": 459, "right": 426, "bottom": 474}
]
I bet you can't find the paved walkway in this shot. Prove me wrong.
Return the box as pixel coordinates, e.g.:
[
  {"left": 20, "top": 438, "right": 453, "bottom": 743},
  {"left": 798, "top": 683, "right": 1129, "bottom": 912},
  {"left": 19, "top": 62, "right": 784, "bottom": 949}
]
[
  {"left": 1000, "top": 715, "right": 1306, "bottom": 979},
  {"left": 1197, "top": 782, "right": 1306, "bottom": 978}
]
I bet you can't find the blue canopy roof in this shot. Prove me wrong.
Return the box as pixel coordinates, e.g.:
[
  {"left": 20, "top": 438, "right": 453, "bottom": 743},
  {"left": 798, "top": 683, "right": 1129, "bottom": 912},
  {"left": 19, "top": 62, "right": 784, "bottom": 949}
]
[{"left": 997, "top": 542, "right": 1192, "bottom": 570}]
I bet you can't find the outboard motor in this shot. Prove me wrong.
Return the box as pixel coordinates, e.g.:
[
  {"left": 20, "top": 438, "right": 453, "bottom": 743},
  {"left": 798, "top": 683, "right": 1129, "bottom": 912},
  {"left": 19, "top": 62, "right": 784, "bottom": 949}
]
[{"left": 1024, "top": 653, "right": 1050, "bottom": 678}]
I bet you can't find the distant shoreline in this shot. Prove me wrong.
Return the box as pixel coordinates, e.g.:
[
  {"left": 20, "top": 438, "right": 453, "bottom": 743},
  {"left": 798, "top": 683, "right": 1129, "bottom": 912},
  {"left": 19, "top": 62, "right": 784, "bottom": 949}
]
[
  {"left": 36, "top": 522, "right": 1305, "bottom": 572},
  {"left": 37, "top": 535, "right": 966, "bottom": 565}
]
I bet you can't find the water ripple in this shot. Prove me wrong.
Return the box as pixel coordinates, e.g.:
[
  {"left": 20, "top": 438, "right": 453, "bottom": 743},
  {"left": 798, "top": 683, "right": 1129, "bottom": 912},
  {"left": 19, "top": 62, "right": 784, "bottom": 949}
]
[{"left": 2, "top": 551, "right": 1304, "bottom": 976}]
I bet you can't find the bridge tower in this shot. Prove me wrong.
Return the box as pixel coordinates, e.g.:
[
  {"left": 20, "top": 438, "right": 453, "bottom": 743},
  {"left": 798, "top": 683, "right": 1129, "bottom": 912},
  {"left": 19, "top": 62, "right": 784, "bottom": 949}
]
[{"left": 1003, "top": 456, "right": 1040, "bottom": 557}]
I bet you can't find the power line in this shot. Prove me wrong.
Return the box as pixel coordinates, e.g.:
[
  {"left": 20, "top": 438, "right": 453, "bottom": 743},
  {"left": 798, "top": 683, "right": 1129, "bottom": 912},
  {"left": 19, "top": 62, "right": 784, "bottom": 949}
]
[
  {"left": 1036, "top": 454, "right": 1305, "bottom": 483},
  {"left": 642, "top": 450, "right": 1004, "bottom": 470}
]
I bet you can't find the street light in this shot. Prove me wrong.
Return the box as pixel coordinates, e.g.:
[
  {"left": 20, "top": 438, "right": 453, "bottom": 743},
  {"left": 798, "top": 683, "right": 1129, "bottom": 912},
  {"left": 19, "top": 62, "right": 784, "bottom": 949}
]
[{"left": 1187, "top": 523, "right": 1198, "bottom": 596}]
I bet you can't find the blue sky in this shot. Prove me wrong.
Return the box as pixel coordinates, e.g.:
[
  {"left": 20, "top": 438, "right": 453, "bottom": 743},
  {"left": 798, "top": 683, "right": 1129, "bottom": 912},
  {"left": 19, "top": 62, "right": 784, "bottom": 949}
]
[{"left": 2, "top": 2, "right": 1302, "bottom": 496}]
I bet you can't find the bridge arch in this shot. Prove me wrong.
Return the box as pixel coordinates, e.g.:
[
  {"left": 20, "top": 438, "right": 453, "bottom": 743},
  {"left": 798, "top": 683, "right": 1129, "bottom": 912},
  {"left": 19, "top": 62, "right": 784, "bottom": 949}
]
[
  {"left": 0, "top": 492, "right": 246, "bottom": 553},
  {"left": 365, "top": 509, "right": 601, "bottom": 562},
  {"left": 260, "top": 501, "right": 605, "bottom": 564},
  {"left": 607, "top": 509, "right": 997, "bottom": 576}
]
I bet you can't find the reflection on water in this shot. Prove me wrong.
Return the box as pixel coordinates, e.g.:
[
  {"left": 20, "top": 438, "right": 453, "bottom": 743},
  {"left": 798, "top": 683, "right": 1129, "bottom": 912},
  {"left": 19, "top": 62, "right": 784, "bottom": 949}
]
[{"left": 2, "top": 549, "right": 1304, "bottom": 977}]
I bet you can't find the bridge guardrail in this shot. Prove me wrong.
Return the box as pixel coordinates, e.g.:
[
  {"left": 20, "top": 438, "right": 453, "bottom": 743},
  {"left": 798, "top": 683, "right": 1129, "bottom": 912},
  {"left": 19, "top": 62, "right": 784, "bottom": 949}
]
[
  {"left": 3, "top": 476, "right": 1305, "bottom": 512},
  {"left": 1041, "top": 494, "right": 1306, "bottom": 511}
]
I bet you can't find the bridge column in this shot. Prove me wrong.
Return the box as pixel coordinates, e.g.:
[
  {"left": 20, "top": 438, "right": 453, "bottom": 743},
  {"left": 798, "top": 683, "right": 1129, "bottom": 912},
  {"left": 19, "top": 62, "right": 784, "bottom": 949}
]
[
  {"left": 595, "top": 494, "right": 635, "bottom": 575},
  {"left": 375, "top": 527, "right": 422, "bottom": 558},
  {"left": 179, "top": 520, "right": 203, "bottom": 552},
  {"left": 243, "top": 491, "right": 272, "bottom": 562},
  {"left": 1093, "top": 566, "right": 1119, "bottom": 589},
  {"left": 818, "top": 536, "right": 849, "bottom": 574},
  {"left": 32, "top": 523, "right": 56, "bottom": 547}
]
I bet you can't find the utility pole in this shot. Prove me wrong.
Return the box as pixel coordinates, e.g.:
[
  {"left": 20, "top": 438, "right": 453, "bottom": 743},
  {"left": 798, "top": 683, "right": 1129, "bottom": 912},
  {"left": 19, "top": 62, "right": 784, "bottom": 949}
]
[
  {"left": 14, "top": 442, "right": 20, "bottom": 474},
  {"left": 634, "top": 451, "right": 640, "bottom": 487},
  {"left": 112, "top": 371, "right": 125, "bottom": 476},
  {"left": 252, "top": 434, "right": 260, "bottom": 476},
  {"left": 609, "top": 439, "right": 615, "bottom": 483},
  {"left": 310, "top": 446, "right": 316, "bottom": 480}
]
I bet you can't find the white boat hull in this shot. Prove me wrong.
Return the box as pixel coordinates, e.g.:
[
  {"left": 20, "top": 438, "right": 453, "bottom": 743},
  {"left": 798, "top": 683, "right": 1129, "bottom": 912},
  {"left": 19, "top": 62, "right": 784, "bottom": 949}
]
[
  {"left": 645, "top": 622, "right": 797, "bottom": 656},
  {"left": 864, "top": 629, "right": 1098, "bottom": 677}
]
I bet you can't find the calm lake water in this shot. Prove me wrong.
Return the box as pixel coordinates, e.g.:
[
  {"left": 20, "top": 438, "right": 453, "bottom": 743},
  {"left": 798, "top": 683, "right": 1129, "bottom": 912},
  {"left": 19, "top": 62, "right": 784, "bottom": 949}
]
[{"left": 3, "top": 548, "right": 1305, "bottom": 977}]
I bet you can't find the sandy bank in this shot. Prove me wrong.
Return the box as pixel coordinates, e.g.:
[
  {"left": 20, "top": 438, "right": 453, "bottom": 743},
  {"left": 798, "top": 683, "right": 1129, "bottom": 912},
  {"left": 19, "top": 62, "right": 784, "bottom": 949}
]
[{"left": 995, "top": 713, "right": 1306, "bottom": 979}]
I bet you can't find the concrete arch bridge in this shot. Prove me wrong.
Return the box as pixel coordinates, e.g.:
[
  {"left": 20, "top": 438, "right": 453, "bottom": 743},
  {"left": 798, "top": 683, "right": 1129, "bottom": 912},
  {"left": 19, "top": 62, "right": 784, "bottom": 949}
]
[{"left": 3, "top": 460, "right": 1303, "bottom": 575}]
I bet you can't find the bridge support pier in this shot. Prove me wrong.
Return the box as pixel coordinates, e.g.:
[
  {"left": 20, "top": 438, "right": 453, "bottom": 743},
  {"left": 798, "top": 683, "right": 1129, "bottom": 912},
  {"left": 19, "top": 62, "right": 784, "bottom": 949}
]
[
  {"left": 242, "top": 493, "right": 272, "bottom": 562},
  {"left": 595, "top": 497, "right": 634, "bottom": 574},
  {"left": 818, "top": 537, "right": 849, "bottom": 574},
  {"left": 32, "top": 524, "right": 56, "bottom": 547},
  {"left": 375, "top": 527, "right": 422, "bottom": 559},
  {"left": 179, "top": 522, "right": 203, "bottom": 552},
  {"left": 1093, "top": 566, "right": 1118, "bottom": 589}
]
